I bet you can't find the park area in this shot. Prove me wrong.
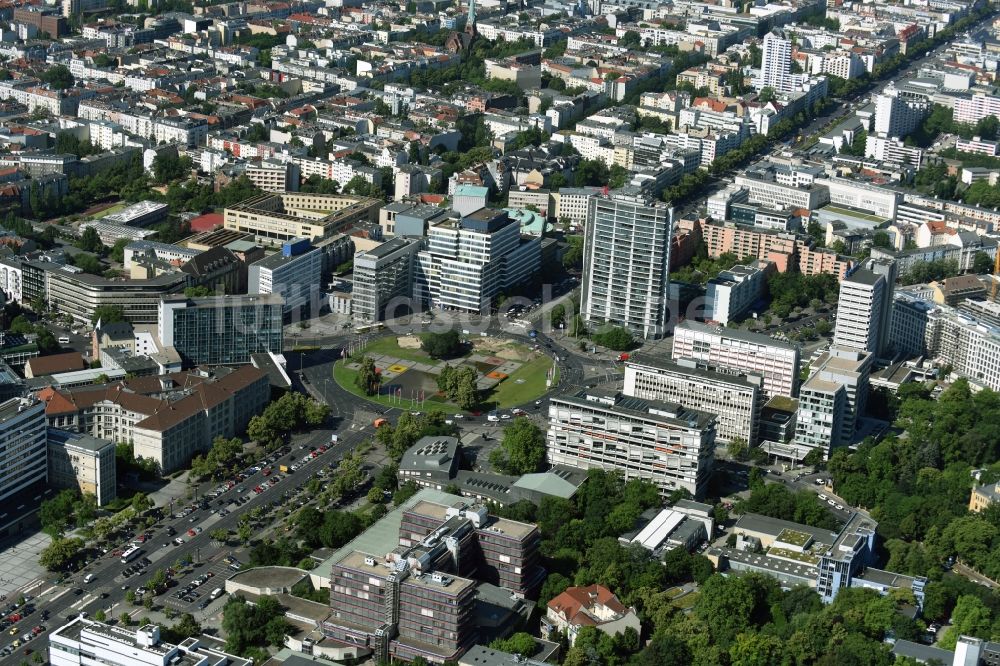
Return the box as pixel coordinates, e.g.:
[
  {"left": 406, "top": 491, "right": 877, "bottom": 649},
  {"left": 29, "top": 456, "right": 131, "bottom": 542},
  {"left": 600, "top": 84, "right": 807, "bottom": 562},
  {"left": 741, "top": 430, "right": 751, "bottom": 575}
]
[{"left": 333, "top": 334, "right": 557, "bottom": 412}]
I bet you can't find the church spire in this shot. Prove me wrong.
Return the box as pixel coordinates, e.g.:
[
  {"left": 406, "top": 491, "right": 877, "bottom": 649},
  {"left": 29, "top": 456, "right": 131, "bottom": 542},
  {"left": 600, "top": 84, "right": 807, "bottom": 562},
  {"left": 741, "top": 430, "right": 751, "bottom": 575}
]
[{"left": 467, "top": 0, "right": 476, "bottom": 28}]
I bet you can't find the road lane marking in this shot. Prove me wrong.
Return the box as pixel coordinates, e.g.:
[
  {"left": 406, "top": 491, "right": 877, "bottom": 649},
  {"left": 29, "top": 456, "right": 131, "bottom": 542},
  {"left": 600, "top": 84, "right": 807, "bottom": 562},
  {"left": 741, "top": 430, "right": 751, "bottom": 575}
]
[{"left": 49, "top": 588, "right": 69, "bottom": 602}]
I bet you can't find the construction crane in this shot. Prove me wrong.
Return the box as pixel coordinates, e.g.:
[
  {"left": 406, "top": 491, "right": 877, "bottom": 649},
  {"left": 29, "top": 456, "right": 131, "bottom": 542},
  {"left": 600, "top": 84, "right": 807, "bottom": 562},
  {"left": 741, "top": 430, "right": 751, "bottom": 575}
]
[{"left": 993, "top": 250, "right": 1000, "bottom": 302}]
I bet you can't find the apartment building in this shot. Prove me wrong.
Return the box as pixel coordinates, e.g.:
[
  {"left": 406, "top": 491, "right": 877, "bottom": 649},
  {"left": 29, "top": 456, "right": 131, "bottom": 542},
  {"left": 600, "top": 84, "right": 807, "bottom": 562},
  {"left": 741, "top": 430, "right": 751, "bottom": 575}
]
[
  {"left": 50, "top": 619, "right": 250, "bottom": 666},
  {"left": 157, "top": 294, "right": 285, "bottom": 366},
  {"left": 546, "top": 388, "right": 715, "bottom": 499},
  {"left": 37, "top": 366, "right": 269, "bottom": 473},
  {"left": 833, "top": 259, "right": 898, "bottom": 357},
  {"left": 873, "top": 93, "right": 928, "bottom": 139},
  {"left": 699, "top": 221, "right": 854, "bottom": 279},
  {"left": 248, "top": 239, "right": 323, "bottom": 318},
  {"left": 46, "top": 429, "right": 116, "bottom": 506},
  {"left": 890, "top": 290, "right": 1000, "bottom": 391},
  {"left": 953, "top": 92, "right": 1000, "bottom": 125},
  {"left": 224, "top": 193, "right": 381, "bottom": 244},
  {"left": 671, "top": 321, "right": 800, "bottom": 399},
  {"left": 624, "top": 354, "right": 762, "bottom": 445},
  {"left": 353, "top": 237, "right": 420, "bottom": 322},
  {"left": 0, "top": 397, "right": 47, "bottom": 504},
  {"left": 415, "top": 209, "right": 540, "bottom": 313},
  {"left": 758, "top": 30, "right": 793, "bottom": 92},
  {"left": 582, "top": 189, "right": 672, "bottom": 339},
  {"left": 244, "top": 159, "right": 300, "bottom": 193}
]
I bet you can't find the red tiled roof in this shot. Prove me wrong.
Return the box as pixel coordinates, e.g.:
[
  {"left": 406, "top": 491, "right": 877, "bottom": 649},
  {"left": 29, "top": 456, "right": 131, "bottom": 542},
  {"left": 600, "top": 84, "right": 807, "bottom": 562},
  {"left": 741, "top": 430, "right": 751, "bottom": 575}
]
[{"left": 548, "top": 585, "right": 628, "bottom": 628}]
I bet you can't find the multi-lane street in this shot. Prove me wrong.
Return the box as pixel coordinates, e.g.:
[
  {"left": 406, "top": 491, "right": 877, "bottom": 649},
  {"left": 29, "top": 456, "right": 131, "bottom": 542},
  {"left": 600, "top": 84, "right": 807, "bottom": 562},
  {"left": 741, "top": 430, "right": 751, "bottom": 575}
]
[{"left": 0, "top": 425, "right": 371, "bottom": 664}]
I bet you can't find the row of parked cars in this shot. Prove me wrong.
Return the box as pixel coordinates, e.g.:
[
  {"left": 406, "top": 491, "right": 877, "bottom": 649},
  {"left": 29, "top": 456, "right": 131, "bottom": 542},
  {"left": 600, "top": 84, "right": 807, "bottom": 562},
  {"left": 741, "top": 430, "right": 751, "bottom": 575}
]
[{"left": 173, "top": 571, "right": 224, "bottom": 606}]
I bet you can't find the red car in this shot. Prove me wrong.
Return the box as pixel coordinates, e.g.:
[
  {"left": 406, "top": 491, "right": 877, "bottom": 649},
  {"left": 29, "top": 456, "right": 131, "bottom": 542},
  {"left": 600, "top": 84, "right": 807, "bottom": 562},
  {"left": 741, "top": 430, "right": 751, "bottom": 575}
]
[
  {"left": 318, "top": 446, "right": 328, "bottom": 453},
  {"left": 262, "top": 468, "right": 272, "bottom": 476},
  {"left": 187, "top": 529, "right": 196, "bottom": 537}
]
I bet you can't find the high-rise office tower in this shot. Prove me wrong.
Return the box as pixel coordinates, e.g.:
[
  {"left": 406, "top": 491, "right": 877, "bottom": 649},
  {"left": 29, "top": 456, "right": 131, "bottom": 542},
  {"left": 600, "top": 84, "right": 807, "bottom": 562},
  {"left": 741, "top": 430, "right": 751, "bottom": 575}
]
[
  {"left": 582, "top": 188, "right": 673, "bottom": 339},
  {"left": 0, "top": 397, "right": 47, "bottom": 504},
  {"left": 759, "top": 30, "right": 793, "bottom": 93},
  {"left": 833, "top": 258, "right": 897, "bottom": 357}
]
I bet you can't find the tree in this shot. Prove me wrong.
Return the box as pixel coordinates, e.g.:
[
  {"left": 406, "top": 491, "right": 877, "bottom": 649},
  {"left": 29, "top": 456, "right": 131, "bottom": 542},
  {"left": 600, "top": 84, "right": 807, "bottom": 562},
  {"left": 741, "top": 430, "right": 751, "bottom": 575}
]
[
  {"left": 355, "top": 356, "right": 380, "bottom": 396},
  {"left": 210, "top": 528, "right": 229, "bottom": 543},
  {"left": 938, "top": 595, "right": 993, "bottom": 649},
  {"left": 171, "top": 613, "right": 201, "bottom": 640},
  {"left": 592, "top": 326, "right": 634, "bottom": 351},
  {"left": 420, "top": 330, "right": 463, "bottom": 359},
  {"left": 489, "top": 633, "right": 536, "bottom": 656},
  {"left": 41, "top": 64, "right": 74, "bottom": 90},
  {"left": 758, "top": 86, "right": 775, "bottom": 103},
  {"left": 119, "top": 612, "right": 131, "bottom": 626},
  {"left": 110, "top": 238, "right": 130, "bottom": 263},
  {"left": 39, "top": 537, "right": 84, "bottom": 571},
  {"left": 550, "top": 304, "right": 566, "bottom": 328},
  {"left": 91, "top": 304, "right": 125, "bottom": 325},
  {"left": 973, "top": 251, "right": 994, "bottom": 274},
  {"left": 77, "top": 226, "right": 105, "bottom": 253},
  {"left": 489, "top": 419, "right": 547, "bottom": 475}
]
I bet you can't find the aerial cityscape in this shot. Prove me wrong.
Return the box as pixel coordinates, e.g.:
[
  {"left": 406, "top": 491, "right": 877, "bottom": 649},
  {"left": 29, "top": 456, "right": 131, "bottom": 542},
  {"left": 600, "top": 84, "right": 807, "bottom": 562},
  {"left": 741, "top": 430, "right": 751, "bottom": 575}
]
[{"left": 0, "top": 0, "right": 999, "bottom": 663}]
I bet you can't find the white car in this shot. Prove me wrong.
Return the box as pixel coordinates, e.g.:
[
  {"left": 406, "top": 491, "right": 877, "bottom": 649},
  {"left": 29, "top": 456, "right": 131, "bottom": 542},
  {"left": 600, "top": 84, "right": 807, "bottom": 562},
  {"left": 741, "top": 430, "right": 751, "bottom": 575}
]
[
  {"left": 818, "top": 494, "right": 828, "bottom": 501},
  {"left": 835, "top": 504, "right": 844, "bottom": 510},
  {"left": 827, "top": 499, "right": 836, "bottom": 507},
  {"left": 500, "top": 414, "right": 512, "bottom": 420}
]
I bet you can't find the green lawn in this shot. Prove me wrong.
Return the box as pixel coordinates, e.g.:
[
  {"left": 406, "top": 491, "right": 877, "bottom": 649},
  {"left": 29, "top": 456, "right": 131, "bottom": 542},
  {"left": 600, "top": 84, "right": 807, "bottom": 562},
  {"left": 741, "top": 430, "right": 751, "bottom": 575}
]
[
  {"left": 358, "top": 335, "right": 465, "bottom": 363},
  {"left": 93, "top": 202, "right": 128, "bottom": 218},
  {"left": 334, "top": 340, "right": 556, "bottom": 413},
  {"left": 491, "top": 354, "right": 557, "bottom": 409},
  {"left": 333, "top": 361, "right": 463, "bottom": 414}
]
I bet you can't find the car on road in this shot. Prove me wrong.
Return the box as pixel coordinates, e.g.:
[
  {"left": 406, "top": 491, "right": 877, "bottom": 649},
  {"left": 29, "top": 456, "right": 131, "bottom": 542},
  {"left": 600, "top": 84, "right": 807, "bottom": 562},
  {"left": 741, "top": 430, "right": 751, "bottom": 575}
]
[
  {"left": 818, "top": 494, "right": 828, "bottom": 500},
  {"left": 835, "top": 504, "right": 844, "bottom": 510},
  {"left": 827, "top": 499, "right": 836, "bottom": 506},
  {"left": 174, "top": 537, "right": 185, "bottom": 545}
]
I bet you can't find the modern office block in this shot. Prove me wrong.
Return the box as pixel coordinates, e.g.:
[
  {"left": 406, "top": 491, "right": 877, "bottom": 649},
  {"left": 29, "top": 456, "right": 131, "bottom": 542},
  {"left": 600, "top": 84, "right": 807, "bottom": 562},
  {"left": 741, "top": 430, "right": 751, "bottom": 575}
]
[
  {"left": 353, "top": 237, "right": 421, "bottom": 322},
  {"left": 624, "top": 354, "right": 762, "bottom": 445},
  {"left": 546, "top": 388, "right": 716, "bottom": 499},
  {"left": 671, "top": 320, "right": 800, "bottom": 399},
  {"left": 415, "top": 209, "right": 540, "bottom": 312},
  {"left": 248, "top": 238, "right": 323, "bottom": 318},
  {"left": 322, "top": 491, "right": 542, "bottom": 664},
  {"left": 157, "top": 294, "right": 284, "bottom": 365},
  {"left": 704, "top": 262, "right": 769, "bottom": 325},
  {"left": 891, "top": 289, "right": 1000, "bottom": 391},
  {"left": 47, "top": 428, "right": 116, "bottom": 506},
  {"left": 582, "top": 189, "right": 673, "bottom": 339},
  {"left": 833, "top": 258, "right": 898, "bottom": 357},
  {"left": 224, "top": 192, "right": 381, "bottom": 244},
  {"left": 800, "top": 347, "right": 873, "bottom": 448},
  {"left": 0, "top": 396, "right": 46, "bottom": 504},
  {"left": 50, "top": 619, "right": 250, "bottom": 666},
  {"left": 794, "top": 376, "right": 847, "bottom": 460}
]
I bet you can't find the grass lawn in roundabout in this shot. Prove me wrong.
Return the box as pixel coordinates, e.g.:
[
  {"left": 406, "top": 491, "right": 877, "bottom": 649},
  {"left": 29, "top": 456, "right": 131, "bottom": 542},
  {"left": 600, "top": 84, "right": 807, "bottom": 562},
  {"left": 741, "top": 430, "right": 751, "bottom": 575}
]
[{"left": 333, "top": 334, "right": 558, "bottom": 413}]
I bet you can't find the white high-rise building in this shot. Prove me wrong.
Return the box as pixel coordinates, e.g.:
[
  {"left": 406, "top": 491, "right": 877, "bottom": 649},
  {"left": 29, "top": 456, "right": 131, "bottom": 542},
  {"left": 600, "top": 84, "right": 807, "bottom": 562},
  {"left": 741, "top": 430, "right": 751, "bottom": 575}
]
[
  {"left": 671, "top": 321, "right": 800, "bottom": 399},
  {"left": 415, "top": 208, "right": 541, "bottom": 312},
  {"left": 833, "top": 258, "right": 898, "bottom": 357},
  {"left": 582, "top": 188, "right": 673, "bottom": 339},
  {"left": 873, "top": 93, "right": 928, "bottom": 139},
  {"left": 759, "top": 30, "right": 793, "bottom": 93},
  {"left": 0, "top": 396, "right": 47, "bottom": 504}
]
